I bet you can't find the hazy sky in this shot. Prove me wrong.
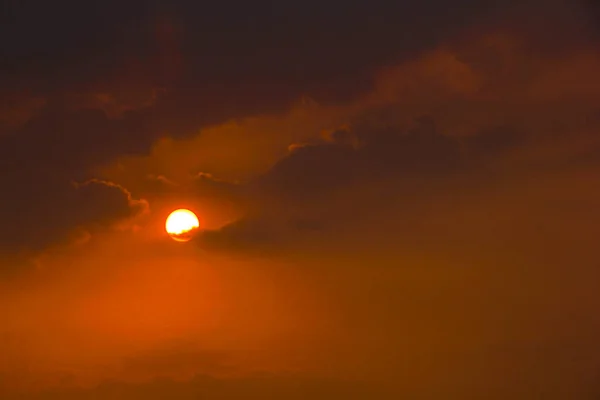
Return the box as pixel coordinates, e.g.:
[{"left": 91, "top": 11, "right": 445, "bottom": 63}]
[{"left": 1, "top": 0, "right": 600, "bottom": 398}]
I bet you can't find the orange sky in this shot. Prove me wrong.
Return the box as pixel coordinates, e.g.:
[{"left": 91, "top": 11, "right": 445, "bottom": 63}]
[{"left": 1, "top": 1, "right": 600, "bottom": 398}]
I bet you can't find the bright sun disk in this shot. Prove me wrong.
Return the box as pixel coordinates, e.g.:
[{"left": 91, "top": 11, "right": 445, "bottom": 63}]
[{"left": 166, "top": 209, "right": 200, "bottom": 242}]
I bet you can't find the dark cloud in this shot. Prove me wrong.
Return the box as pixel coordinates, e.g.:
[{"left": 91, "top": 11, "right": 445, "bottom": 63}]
[
  {"left": 0, "top": 0, "right": 546, "bottom": 164},
  {"left": 0, "top": 177, "right": 147, "bottom": 263},
  {"left": 1, "top": 0, "right": 505, "bottom": 98},
  {"left": 465, "top": 125, "right": 527, "bottom": 157},
  {"left": 259, "top": 118, "right": 466, "bottom": 199},
  {"left": 0, "top": 102, "right": 154, "bottom": 263},
  {"left": 195, "top": 106, "right": 568, "bottom": 255},
  {"left": 2, "top": 105, "right": 154, "bottom": 174},
  {"left": 199, "top": 217, "right": 303, "bottom": 256},
  {"left": 197, "top": 117, "right": 507, "bottom": 252},
  {"left": 0, "top": 0, "right": 594, "bottom": 260},
  {"left": 259, "top": 142, "right": 359, "bottom": 199}
]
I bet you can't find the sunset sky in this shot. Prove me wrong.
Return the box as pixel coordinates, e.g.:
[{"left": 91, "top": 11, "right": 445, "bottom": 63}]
[{"left": 1, "top": 0, "right": 600, "bottom": 398}]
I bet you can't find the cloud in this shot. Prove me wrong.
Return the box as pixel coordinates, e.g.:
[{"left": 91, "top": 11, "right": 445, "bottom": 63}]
[
  {"left": 158, "top": 6, "right": 596, "bottom": 255},
  {"left": 0, "top": 0, "right": 595, "bottom": 261},
  {"left": 464, "top": 125, "right": 526, "bottom": 156},
  {"left": 0, "top": 0, "right": 560, "bottom": 169},
  {"left": 274, "top": 120, "right": 466, "bottom": 193},
  {"left": 0, "top": 177, "right": 147, "bottom": 264},
  {"left": 195, "top": 117, "right": 484, "bottom": 252},
  {"left": 69, "top": 179, "right": 149, "bottom": 226}
]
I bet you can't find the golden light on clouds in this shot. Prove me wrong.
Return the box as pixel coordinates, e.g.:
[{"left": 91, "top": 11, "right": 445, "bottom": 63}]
[{"left": 165, "top": 209, "right": 200, "bottom": 242}]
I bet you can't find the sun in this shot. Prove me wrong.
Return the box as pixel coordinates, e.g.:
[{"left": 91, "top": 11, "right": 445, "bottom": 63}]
[{"left": 166, "top": 209, "right": 200, "bottom": 242}]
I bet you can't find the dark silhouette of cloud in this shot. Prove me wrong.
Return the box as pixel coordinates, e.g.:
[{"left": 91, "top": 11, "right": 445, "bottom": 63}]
[
  {"left": 192, "top": 121, "right": 465, "bottom": 253},
  {"left": 465, "top": 125, "right": 527, "bottom": 156},
  {"left": 0, "top": 177, "right": 147, "bottom": 262},
  {"left": 0, "top": 0, "right": 551, "bottom": 167},
  {"left": 0, "top": 0, "right": 596, "bottom": 260},
  {"left": 258, "top": 117, "right": 466, "bottom": 199},
  {"left": 194, "top": 115, "right": 568, "bottom": 254}
]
